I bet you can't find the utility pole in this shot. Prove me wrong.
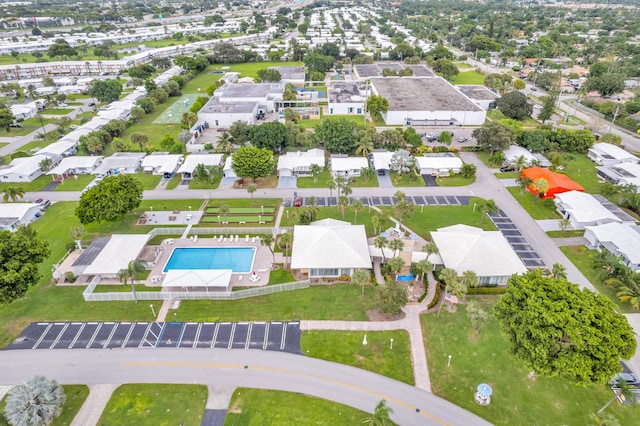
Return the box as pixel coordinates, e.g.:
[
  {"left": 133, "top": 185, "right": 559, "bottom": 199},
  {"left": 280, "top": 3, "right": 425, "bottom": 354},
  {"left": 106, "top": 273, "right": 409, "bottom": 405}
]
[{"left": 609, "top": 104, "right": 620, "bottom": 132}]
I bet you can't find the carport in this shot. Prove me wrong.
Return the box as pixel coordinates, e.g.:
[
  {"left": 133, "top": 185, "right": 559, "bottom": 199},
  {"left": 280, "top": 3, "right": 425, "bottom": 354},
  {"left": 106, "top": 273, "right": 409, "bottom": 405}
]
[{"left": 162, "top": 269, "right": 233, "bottom": 293}]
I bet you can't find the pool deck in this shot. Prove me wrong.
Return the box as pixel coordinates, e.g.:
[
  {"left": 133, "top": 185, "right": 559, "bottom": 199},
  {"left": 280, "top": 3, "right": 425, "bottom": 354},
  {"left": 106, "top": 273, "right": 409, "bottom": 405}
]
[{"left": 146, "top": 236, "right": 273, "bottom": 289}]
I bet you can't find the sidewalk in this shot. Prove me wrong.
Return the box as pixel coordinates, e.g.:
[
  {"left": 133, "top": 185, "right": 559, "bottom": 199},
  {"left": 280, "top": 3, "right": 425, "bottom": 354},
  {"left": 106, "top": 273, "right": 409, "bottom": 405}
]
[{"left": 70, "top": 384, "right": 118, "bottom": 426}]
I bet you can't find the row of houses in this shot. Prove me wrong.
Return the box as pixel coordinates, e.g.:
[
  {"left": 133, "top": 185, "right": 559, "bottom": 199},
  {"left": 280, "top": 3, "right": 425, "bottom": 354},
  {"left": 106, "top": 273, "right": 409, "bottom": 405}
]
[{"left": 588, "top": 143, "right": 640, "bottom": 190}]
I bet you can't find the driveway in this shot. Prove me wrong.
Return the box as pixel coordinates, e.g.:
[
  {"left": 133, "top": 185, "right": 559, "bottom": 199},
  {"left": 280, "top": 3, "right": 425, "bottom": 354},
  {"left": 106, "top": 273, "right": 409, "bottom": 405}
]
[
  {"left": 377, "top": 172, "right": 393, "bottom": 188},
  {"left": 277, "top": 176, "right": 297, "bottom": 189},
  {"left": 536, "top": 219, "right": 561, "bottom": 231},
  {"left": 422, "top": 174, "right": 439, "bottom": 186}
]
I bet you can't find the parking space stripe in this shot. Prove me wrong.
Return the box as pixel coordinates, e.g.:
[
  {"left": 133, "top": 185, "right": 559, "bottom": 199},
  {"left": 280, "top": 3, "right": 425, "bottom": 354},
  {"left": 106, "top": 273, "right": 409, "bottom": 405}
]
[
  {"left": 32, "top": 323, "right": 52, "bottom": 349},
  {"left": 176, "top": 323, "right": 186, "bottom": 348},
  {"left": 69, "top": 323, "right": 85, "bottom": 348},
  {"left": 103, "top": 323, "right": 118, "bottom": 348},
  {"left": 193, "top": 323, "right": 202, "bottom": 348},
  {"left": 245, "top": 323, "right": 252, "bottom": 349},
  {"left": 263, "top": 323, "right": 270, "bottom": 349},
  {"left": 139, "top": 323, "right": 154, "bottom": 348},
  {"left": 154, "top": 323, "right": 167, "bottom": 348},
  {"left": 49, "top": 323, "right": 69, "bottom": 349},
  {"left": 227, "top": 323, "right": 236, "bottom": 350},
  {"left": 86, "top": 323, "right": 102, "bottom": 348},
  {"left": 280, "top": 322, "right": 287, "bottom": 350},
  {"left": 211, "top": 323, "right": 220, "bottom": 348},
  {"left": 121, "top": 323, "right": 136, "bottom": 348}
]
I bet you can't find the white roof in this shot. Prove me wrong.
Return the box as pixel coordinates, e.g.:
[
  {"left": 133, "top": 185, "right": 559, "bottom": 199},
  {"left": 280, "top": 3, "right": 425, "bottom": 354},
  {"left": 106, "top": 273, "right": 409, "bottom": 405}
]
[
  {"left": 0, "top": 155, "right": 51, "bottom": 176},
  {"left": 83, "top": 234, "right": 150, "bottom": 275},
  {"left": 586, "top": 223, "right": 640, "bottom": 265},
  {"left": 38, "top": 140, "right": 77, "bottom": 157},
  {"left": 223, "top": 156, "right": 233, "bottom": 171},
  {"left": 554, "top": 191, "right": 620, "bottom": 224},
  {"left": 277, "top": 149, "right": 325, "bottom": 170},
  {"left": 330, "top": 156, "right": 369, "bottom": 171},
  {"left": 0, "top": 203, "right": 40, "bottom": 220},
  {"left": 47, "top": 156, "right": 103, "bottom": 175},
  {"left": 503, "top": 145, "right": 548, "bottom": 165},
  {"left": 141, "top": 153, "right": 183, "bottom": 174},
  {"left": 93, "top": 153, "right": 145, "bottom": 175},
  {"left": 614, "top": 162, "right": 640, "bottom": 179},
  {"left": 431, "top": 225, "right": 527, "bottom": 277},
  {"left": 590, "top": 143, "right": 638, "bottom": 162},
  {"left": 371, "top": 150, "right": 396, "bottom": 170},
  {"left": 415, "top": 155, "right": 463, "bottom": 170},
  {"left": 177, "top": 154, "right": 224, "bottom": 174},
  {"left": 291, "top": 219, "right": 372, "bottom": 269},
  {"left": 163, "top": 269, "right": 232, "bottom": 289}
]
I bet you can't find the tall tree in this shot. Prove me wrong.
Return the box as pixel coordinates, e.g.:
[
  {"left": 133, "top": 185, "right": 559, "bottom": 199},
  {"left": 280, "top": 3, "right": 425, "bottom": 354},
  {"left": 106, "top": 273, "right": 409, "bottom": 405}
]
[
  {"left": 316, "top": 118, "right": 360, "bottom": 154},
  {"left": 310, "top": 164, "right": 322, "bottom": 183},
  {"left": 466, "top": 300, "right": 488, "bottom": 334},
  {"left": 531, "top": 178, "right": 548, "bottom": 204},
  {"left": 494, "top": 270, "right": 636, "bottom": 385},
  {"left": 246, "top": 184, "right": 257, "bottom": 203},
  {"left": 231, "top": 146, "right": 275, "bottom": 181},
  {"left": 90, "top": 79, "right": 123, "bottom": 103},
  {"left": 472, "top": 122, "right": 514, "bottom": 155},
  {"left": 374, "top": 236, "right": 389, "bottom": 263},
  {"left": 75, "top": 174, "right": 143, "bottom": 224},
  {"left": 352, "top": 269, "right": 370, "bottom": 298},
  {"left": 278, "top": 232, "right": 293, "bottom": 269},
  {"left": 366, "top": 95, "right": 389, "bottom": 118},
  {"left": 352, "top": 199, "right": 363, "bottom": 225},
  {"left": 480, "top": 199, "right": 498, "bottom": 223},
  {"left": 249, "top": 121, "right": 290, "bottom": 153},
  {"left": 260, "top": 234, "right": 276, "bottom": 264},
  {"left": 496, "top": 91, "right": 533, "bottom": 120},
  {"left": 2, "top": 186, "right": 25, "bottom": 202},
  {"left": 4, "top": 376, "right": 66, "bottom": 426},
  {"left": 538, "top": 92, "right": 558, "bottom": 123},
  {"left": 0, "top": 108, "right": 15, "bottom": 132}
]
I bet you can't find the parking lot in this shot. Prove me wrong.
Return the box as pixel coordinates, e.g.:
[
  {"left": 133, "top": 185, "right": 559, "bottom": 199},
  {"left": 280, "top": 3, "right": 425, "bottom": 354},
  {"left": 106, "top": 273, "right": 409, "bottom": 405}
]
[
  {"left": 488, "top": 210, "right": 546, "bottom": 269},
  {"left": 283, "top": 195, "right": 470, "bottom": 207},
  {"left": 7, "top": 321, "right": 301, "bottom": 354}
]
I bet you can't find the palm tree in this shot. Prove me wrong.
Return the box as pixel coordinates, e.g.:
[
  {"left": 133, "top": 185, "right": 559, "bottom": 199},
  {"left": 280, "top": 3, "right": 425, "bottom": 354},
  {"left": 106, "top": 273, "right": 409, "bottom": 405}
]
[
  {"left": 119, "top": 259, "right": 146, "bottom": 303},
  {"left": 597, "top": 379, "right": 636, "bottom": 414},
  {"left": 387, "top": 257, "right": 405, "bottom": 281},
  {"left": 352, "top": 269, "right": 371, "bottom": 298},
  {"left": 551, "top": 263, "right": 567, "bottom": 280},
  {"left": 25, "top": 84, "right": 37, "bottom": 99},
  {"left": 480, "top": 199, "right": 498, "bottom": 223},
  {"left": 362, "top": 399, "right": 393, "bottom": 425},
  {"left": 260, "top": 234, "right": 276, "bottom": 264},
  {"left": 388, "top": 238, "right": 404, "bottom": 258},
  {"left": 4, "top": 376, "right": 66, "bottom": 426},
  {"left": 307, "top": 196, "right": 317, "bottom": 208},
  {"left": 246, "top": 184, "right": 257, "bottom": 203},
  {"left": 374, "top": 236, "right": 389, "bottom": 263},
  {"left": 278, "top": 232, "right": 293, "bottom": 269},
  {"left": 514, "top": 155, "right": 527, "bottom": 172},
  {"left": 39, "top": 157, "right": 53, "bottom": 172},
  {"left": 610, "top": 270, "right": 640, "bottom": 310},
  {"left": 461, "top": 270, "right": 479, "bottom": 291},
  {"left": 327, "top": 177, "right": 336, "bottom": 198},
  {"left": 516, "top": 175, "right": 533, "bottom": 195},
  {"left": 310, "top": 163, "right": 321, "bottom": 182},
  {"left": 438, "top": 268, "right": 459, "bottom": 317},
  {"left": 414, "top": 259, "right": 433, "bottom": 285},
  {"left": 2, "top": 186, "right": 25, "bottom": 202},
  {"left": 422, "top": 241, "right": 439, "bottom": 259},
  {"left": 531, "top": 178, "right": 548, "bottom": 204},
  {"left": 355, "top": 135, "right": 374, "bottom": 157},
  {"left": 216, "top": 131, "right": 233, "bottom": 154},
  {"left": 595, "top": 249, "right": 624, "bottom": 281},
  {"left": 352, "top": 199, "right": 363, "bottom": 224},
  {"left": 342, "top": 183, "right": 352, "bottom": 198},
  {"left": 219, "top": 204, "right": 230, "bottom": 226},
  {"left": 338, "top": 195, "right": 349, "bottom": 219},
  {"left": 335, "top": 176, "right": 347, "bottom": 197}
]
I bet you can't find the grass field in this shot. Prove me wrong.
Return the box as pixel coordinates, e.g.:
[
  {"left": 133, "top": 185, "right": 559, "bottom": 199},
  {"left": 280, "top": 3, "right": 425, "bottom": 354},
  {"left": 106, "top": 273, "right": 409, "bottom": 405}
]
[
  {"left": 169, "top": 285, "right": 376, "bottom": 322},
  {"left": 98, "top": 384, "right": 207, "bottom": 426},
  {"left": 207, "top": 198, "right": 281, "bottom": 209},
  {"left": 153, "top": 94, "right": 202, "bottom": 124},
  {"left": 43, "top": 108, "right": 74, "bottom": 115},
  {"left": 552, "top": 153, "right": 601, "bottom": 194},
  {"left": 187, "top": 172, "right": 222, "bottom": 190},
  {"left": 121, "top": 98, "right": 182, "bottom": 151},
  {"left": 507, "top": 186, "right": 560, "bottom": 219},
  {"left": 448, "top": 70, "right": 486, "bottom": 85},
  {"left": 390, "top": 172, "right": 425, "bottom": 187},
  {"left": 422, "top": 296, "right": 640, "bottom": 425},
  {"left": 2, "top": 126, "right": 34, "bottom": 136},
  {"left": 0, "top": 175, "right": 52, "bottom": 192},
  {"left": 560, "top": 245, "right": 632, "bottom": 313},
  {"left": 546, "top": 229, "right": 585, "bottom": 238},
  {"left": 224, "top": 388, "right": 376, "bottom": 426},
  {"left": 201, "top": 215, "right": 274, "bottom": 223},
  {"left": 166, "top": 174, "right": 182, "bottom": 189},
  {"left": 296, "top": 169, "right": 378, "bottom": 188},
  {"left": 206, "top": 207, "right": 276, "bottom": 214},
  {"left": 436, "top": 175, "right": 476, "bottom": 187},
  {"left": 301, "top": 330, "right": 414, "bottom": 384},
  {"left": 133, "top": 172, "right": 161, "bottom": 190},
  {"left": 53, "top": 175, "right": 94, "bottom": 191},
  {"left": 280, "top": 206, "right": 394, "bottom": 237}
]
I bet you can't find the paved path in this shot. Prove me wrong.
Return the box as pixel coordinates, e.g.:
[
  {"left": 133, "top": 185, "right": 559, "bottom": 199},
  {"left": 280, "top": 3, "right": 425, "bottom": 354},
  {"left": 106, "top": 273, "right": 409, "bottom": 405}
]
[
  {"left": 0, "top": 349, "right": 491, "bottom": 426},
  {"left": 70, "top": 384, "right": 118, "bottom": 426},
  {"left": 552, "top": 237, "right": 589, "bottom": 247}
]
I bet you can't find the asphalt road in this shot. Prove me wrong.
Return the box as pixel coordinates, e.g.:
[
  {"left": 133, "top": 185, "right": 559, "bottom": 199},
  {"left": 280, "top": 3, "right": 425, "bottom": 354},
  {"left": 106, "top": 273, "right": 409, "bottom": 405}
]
[{"left": 0, "top": 348, "right": 491, "bottom": 426}]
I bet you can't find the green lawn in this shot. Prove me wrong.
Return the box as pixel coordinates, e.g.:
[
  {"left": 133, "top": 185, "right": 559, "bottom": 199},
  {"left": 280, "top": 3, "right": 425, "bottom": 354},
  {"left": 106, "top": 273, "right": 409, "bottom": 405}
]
[
  {"left": 0, "top": 384, "right": 89, "bottom": 426},
  {"left": 0, "top": 175, "right": 52, "bottom": 192},
  {"left": 301, "top": 330, "right": 413, "bottom": 384},
  {"left": 43, "top": 108, "right": 74, "bottom": 115},
  {"left": 121, "top": 100, "right": 182, "bottom": 150},
  {"left": 166, "top": 174, "right": 182, "bottom": 189},
  {"left": 507, "top": 186, "right": 560, "bottom": 219},
  {"left": 560, "top": 245, "right": 632, "bottom": 313},
  {"left": 170, "top": 285, "right": 376, "bottom": 322},
  {"left": 98, "top": 384, "right": 207, "bottom": 426},
  {"left": 447, "top": 70, "right": 486, "bottom": 85},
  {"left": 21, "top": 117, "right": 54, "bottom": 127},
  {"left": 494, "top": 171, "right": 519, "bottom": 179},
  {"left": 207, "top": 198, "right": 280, "bottom": 209},
  {"left": 188, "top": 172, "right": 222, "bottom": 189},
  {"left": 422, "top": 297, "right": 640, "bottom": 425},
  {"left": 2, "top": 126, "right": 34, "bottom": 136},
  {"left": 435, "top": 175, "right": 476, "bottom": 187},
  {"left": 224, "top": 388, "right": 375, "bottom": 426},
  {"left": 53, "top": 175, "right": 94, "bottom": 191},
  {"left": 476, "top": 151, "right": 502, "bottom": 168},
  {"left": 20, "top": 138, "right": 56, "bottom": 152},
  {"left": 390, "top": 172, "right": 425, "bottom": 187},
  {"left": 133, "top": 172, "right": 161, "bottom": 190},
  {"left": 547, "top": 230, "right": 585, "bottom": 238},
  {"left": 280, "top": 206, "right": 394, "bottom": 238},
  {"left": 296, "top": 169, "right": 377, "bottom": 188},
  {"left": 552, "top": 153, "right": 601, "bottom": 194}
]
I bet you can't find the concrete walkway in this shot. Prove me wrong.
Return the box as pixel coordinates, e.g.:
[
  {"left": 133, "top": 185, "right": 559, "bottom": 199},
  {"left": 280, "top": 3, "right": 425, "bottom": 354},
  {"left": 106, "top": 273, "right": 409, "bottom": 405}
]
[
  {"left": 553, "top": 237, "right": 589, "bottom": 247},
  {"left": 70, "top": 384, "right": 118, "bottom": 426}
]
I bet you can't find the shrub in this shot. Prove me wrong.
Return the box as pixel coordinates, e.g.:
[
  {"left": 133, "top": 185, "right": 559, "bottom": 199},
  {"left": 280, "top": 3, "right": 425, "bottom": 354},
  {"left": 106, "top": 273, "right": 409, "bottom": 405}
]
[
  {"left": 428, "top": 283, "right": 443, "bottom": 309},
  {"left": 65, "top": 271, "right": 77, "bottom": 283}
]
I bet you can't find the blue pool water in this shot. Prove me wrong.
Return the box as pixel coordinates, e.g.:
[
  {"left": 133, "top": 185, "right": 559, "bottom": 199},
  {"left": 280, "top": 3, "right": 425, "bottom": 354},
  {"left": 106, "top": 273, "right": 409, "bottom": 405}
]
[{"left": 163, "top": 247, "right": 256, "bottom": 273}]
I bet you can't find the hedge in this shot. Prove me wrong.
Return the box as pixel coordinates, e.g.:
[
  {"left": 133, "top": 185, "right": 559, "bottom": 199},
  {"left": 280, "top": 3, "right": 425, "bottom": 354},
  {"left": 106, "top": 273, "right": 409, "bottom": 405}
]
[{"left": 428, "top": 283, "right": 443, "bottom": 309}]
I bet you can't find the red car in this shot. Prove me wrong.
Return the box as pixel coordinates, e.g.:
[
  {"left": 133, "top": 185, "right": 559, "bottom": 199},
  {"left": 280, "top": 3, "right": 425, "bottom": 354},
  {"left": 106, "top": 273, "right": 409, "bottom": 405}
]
[{"left": 293, "top": 196, "right": 302, "bottom": 207}]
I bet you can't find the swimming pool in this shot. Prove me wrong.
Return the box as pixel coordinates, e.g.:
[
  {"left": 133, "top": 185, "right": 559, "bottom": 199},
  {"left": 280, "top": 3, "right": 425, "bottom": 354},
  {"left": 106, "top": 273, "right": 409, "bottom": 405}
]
[{"left": 163, "top": 247, "right": 256, "bottom": 273}]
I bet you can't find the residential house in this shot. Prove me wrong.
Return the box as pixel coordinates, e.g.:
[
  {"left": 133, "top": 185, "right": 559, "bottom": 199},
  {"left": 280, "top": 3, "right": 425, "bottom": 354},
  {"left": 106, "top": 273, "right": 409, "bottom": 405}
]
[
  {"left": 588, "top": 143, "right": 638, "bottom": 166},
  {"left": 47, "top": 156, "right": 103, "bottom": 180},
  {"left": 0, "top": 203, "right": 43, "bottom": 232},
  {"left": 0, "top": 155, "right": 51, "bottom": 183},
  {"left": 176, "top": 153, "right": 224, "bottom": 180},
  {"left": 277, "top": 149, "right": 325, "bottom": 177},
  {"left": 554, "top": 191, "right": 636, "bottom": 229},
  {"left": 141, "top": 153, "right": 184, "bottom": 177},
  {"left": 415, "top": 154, "right": 463, "bottom": 176},
  {"left": 330, "top": 155, "right": 369, "bottom": 178},
  {"left": 597, "top": 162, "right": 640, "bottom": 189},
  {"left": 92, "top": 152, "right": 145, "bottom": 176},
  {"left": 584, "top": 222, "right": 640, "bottom": 272},
  {"left": 503, "top": 145, "right": 551, "bottom": 168}
]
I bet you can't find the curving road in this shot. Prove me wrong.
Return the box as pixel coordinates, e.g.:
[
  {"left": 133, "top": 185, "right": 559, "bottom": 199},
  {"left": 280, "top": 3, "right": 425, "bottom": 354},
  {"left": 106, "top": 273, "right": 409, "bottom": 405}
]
[{"left": 0, "top": 348, "right": 491, "bottom": 426}]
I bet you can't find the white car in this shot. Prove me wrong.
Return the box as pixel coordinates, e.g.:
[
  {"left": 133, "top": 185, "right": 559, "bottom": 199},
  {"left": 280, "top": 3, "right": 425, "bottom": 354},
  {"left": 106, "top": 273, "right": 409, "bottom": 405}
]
[
  {"left": 533, "top": 104, "right": 542, "bottom": 109},
  {"left": 70, "top": 125, "right": 79, "bottom": 130}
]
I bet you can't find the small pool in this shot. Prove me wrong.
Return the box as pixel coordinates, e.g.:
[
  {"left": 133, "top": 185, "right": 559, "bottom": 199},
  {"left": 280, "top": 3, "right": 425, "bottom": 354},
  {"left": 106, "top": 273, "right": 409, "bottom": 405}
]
[{"left": 163, "top": 247, "right": 256, "bottom": 273}]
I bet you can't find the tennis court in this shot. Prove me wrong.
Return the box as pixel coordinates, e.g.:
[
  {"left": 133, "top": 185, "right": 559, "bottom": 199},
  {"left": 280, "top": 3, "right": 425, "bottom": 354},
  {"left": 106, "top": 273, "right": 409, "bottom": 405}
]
[{"left": 153, "top": 94, "right": 203, "bottom": 124}]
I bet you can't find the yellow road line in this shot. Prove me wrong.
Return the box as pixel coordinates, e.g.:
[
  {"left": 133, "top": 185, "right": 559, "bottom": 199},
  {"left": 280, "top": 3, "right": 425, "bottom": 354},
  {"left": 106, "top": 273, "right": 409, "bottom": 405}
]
[{"left": 125, "top": 361, "right": 451, "bottom": 425}]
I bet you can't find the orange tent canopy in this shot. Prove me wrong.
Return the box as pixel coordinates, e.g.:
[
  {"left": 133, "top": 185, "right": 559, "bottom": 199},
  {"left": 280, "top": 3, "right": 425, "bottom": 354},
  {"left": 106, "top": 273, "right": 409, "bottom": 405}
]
[{"left": 521, "top": 167, "right": 584, "bottom": 199}]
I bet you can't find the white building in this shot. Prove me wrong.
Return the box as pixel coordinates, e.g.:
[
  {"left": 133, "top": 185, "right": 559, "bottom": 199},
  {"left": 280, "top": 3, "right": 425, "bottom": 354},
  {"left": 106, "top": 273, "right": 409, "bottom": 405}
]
[
  {"left": 584, "top": 222, "right": 640, "bottom": 272},
  {"left": 9, "top": 101, "right": 42, "bottom": 120},
  {"left": 269, "top": 66, "right": 305, "bottom": 86},
  {"left": 431, "top": 224, "right": 528, "bottom": 285},
  {"left": 415, "top": 154, "right": 463, "bottom": 176},
  {"left": 330, "top": 155, "right": 369, "bottom": 178},
  {"left": 47, "top": 156, "right": 103, "bottom": 179},
  {"left": 328, "top": 82, "right": 365, "bottom": 115},
  {"left": 0, "top": 203, "right": 42, "bottom": 232},
  {"left": 277, "top": 149, "right": 325, "bottom": 177},
  {"left": 370, "top": 78, "right": 486, "bottom": 126},
  {"left": 37, "top": 140, "right": 78, "bottom": 160},
  {"left": 0, "top": 155, "right": 51, "bottom": 183},
  {"left": 92, "top": 152, "right": 145, "bottom": 176},
  {"left": 503, "top": 145, "right": 551, "bottom": 168},
  {"left": 223, "top": 156, "right": 236, "bottom": 179},
  {"left": 456, "top": 85, "right": 500, "bottom": 110},
  {"left": 554, "top": 191, "right": 636, "bottom": 229},
  {"left": 176, "top": 153, "right": 224, "bottom": 180},
  {"left": 597, "top": 162, "right": 640, "bottom": 189},
  {"left": 141, "top": 153, "right": 184, "bottom": 177},
  {"left": 588, "top": 143, "right": 638, "bottom": 166},
  {"left": 290, "top": 219, "right": 371, "bottom": 278},
  {"left": 72, "top": 234, "right": 150, "bottom": 278},
  {"left": 370, "top": 150, "right": 397, "bottom": 172}
]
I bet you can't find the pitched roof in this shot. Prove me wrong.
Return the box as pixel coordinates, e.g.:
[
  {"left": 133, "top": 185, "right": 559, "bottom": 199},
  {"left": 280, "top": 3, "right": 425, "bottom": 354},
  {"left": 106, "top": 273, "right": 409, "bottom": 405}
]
[
  {"left": 521, "top": 167, "right": 584, "bottom": 199},
  {"left": 586, "top": 223, "right": 640, "bottom": 265},
  {"left": 82, "top": 234, "right": 150, "bottom": 275},
  {"left": 554, "top": 191, "right": 620, "bottom": 224},
  {"left": 291, "top": 221, "right": 371, "bottom": 269},
  {"left": 431, "top": 225, "right": 527, "bottom": 277}
]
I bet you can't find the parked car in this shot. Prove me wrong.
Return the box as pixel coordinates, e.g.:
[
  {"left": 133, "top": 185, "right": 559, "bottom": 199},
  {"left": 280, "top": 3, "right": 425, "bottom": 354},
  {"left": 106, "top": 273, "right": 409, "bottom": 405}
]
[
  {"left": 500, "top": 165, "right": 517, "bottom": 173},
  {"left": 9, "top": 123, "right": 22, "bottom": 128},
  {"left": 41, "top": 200, "right": 52, "bottom": 209},
  {"left": 58, "top": 103, "right": 68, "bottom": 107},
  {"left": 426, "top": 133, "right": 437, "bottom": 142},
  {"left": 533, "top": 104, "right": 542, "bottom": 109},
  {"left": 88, "top": 101, "right": 96, "bottom": 107},
  {"left": 610, "top": 373, "right": 640, "bottom": 389},
  {"left": 70, "top": 125, "right": 79, "bottom": 130},
  {"left": 457, "top": 137, "right": 468, "bottom": 143},
  {"left": 531, "top": 87, "right": 538, "bottom": 91},
  {"left": 293, "top": 196, "right": 303, "bottom": 207},
  {"left": 35, "top": 198, "right": 43, "bottom": 204},
  {"left": 377, "top": 170, "right": 386, "bottom": 176}
]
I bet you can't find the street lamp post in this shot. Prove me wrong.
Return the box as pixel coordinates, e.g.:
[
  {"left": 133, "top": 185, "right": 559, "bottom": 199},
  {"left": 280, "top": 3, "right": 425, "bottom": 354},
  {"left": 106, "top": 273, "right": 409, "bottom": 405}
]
[
  {"left": 390, "top": 338, "right": 393, "bottom": 349},
  {"left": 448, "top": 354, "right": 452, "bottom": 367},
  {"left": 150, "top": 304, "right": 156, "bottom": 317}
]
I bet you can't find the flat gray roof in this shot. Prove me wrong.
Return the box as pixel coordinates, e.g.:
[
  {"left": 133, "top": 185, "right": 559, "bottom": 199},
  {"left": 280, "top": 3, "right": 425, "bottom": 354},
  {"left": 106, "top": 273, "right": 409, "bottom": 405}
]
[
  {"left": 329, "top": 82, "right": 364, "bottom": 103},
  {"left": 354, "top": 63, "right": 435, "bottom": 78},
  {"left": 372, "top": 78, "right": 483, "bottom": 112},
  {"left": 269, "top": 66, "right": 305, "bottom": 81},
  {"left": 218, "top": 82, "right": 284, "bottom": 99},
  {"left": 200, "top": 98, "right": 258, "bottom": 114},
  {"left": 72, "top": 237, "right": 109, "bottom": 267},
  {"left": 457, "top": 85, "right": 500, "bottom": 101}
]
